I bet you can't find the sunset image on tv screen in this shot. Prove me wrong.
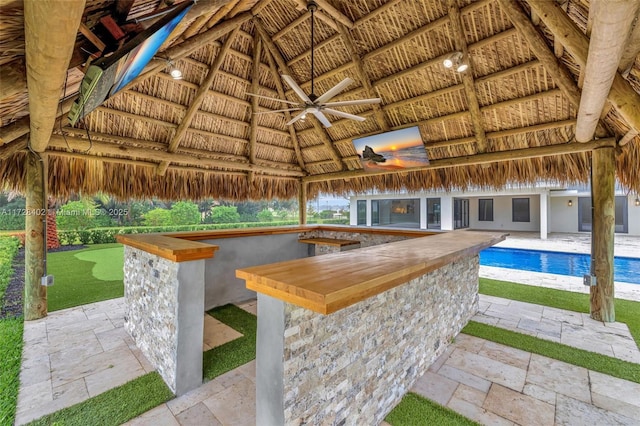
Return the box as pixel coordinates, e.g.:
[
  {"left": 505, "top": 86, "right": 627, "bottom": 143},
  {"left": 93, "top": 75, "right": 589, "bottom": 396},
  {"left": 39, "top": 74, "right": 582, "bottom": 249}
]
[{"left": 352, "top": 126, "right": 428, "bottom": 172}]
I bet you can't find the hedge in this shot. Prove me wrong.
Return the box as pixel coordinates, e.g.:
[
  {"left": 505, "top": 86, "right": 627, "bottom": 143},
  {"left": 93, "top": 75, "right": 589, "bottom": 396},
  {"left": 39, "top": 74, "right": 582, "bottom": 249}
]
[{"left": 56, "top": 219, "right": 349, "bottom": 245}]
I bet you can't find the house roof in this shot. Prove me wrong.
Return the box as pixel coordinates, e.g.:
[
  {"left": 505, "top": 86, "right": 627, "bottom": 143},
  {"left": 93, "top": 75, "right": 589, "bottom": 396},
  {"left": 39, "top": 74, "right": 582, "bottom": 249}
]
[{"left": 0, "top": 0, "right": 639, "bottom": 200}]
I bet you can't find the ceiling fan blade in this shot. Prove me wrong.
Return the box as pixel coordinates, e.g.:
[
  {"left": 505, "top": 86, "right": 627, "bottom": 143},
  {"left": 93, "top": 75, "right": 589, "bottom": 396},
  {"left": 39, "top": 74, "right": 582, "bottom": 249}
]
[
  {"left": 323, "top": 108, "right": 366, "bottom": 122},
  {"left": 286, "top": 109, "right": 308, "bottom": 126},
  {"left": 314, "top": 77, "right": 354, "bottom": 104},
  {"left": 254, "top": 108, "right": 303, "bottom": 115},
  {"left": 312, "top": 110, "right": 332, "bottom": 128},
  {"left": 323, "top": 98, "right": 382, "bottom": 107},
  {"left": 246, "top": 92, "right": 300, "bottom": 106},
  {"left": 282, "top": 75, "right": 311, "bottom": 103}
]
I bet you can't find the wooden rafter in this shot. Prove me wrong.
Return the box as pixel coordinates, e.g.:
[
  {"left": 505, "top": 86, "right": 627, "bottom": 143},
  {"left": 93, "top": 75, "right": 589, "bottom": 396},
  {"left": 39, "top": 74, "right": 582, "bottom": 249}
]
[
  {"left": 289, "top": 0, "right": 338, "bottom": 31},
  {"left": 526, "top": 0, "right": 640, "bottom": 138},
  {"left": 157, "top": 27, "right": 241, "bottom": 175},
  {"left": 335, "top": 22, "right": 389, "bottom": 132},
  {"left": 447, "top": 0, "right": 487, "bottom": 153},
  {"left": 263, "top": 42, "right": 307, "bottom": 171},
  {"left": 254, "top": 18, "right": 345, "bottom": 171},
  {"left": 497, "top": 0, "right": 582, "bottom": 111},
  {"left": 303, "top": 138, "right": 615, "bottom": 183},
  {"left": 313, "top": 0, "right": 353, "bottom": 29},
  {"left": 228, "top": 0, "right": 253, "bottom": 18},
  {"left": 249, "top": 38, "right": 263, "bottom": 166},
  {"left": 252, "top": 0, "right": 276, "bottom": 16},
  {"left": 24, "top": 0, "right": 86, "bottom": 152},
  {"left": 203, "top": 0, "right": 242, "bottom": 31},
  {"left": 47, "top": 135, "right": 304, "bottom": 177},
  {"left": 619, "top": 17, "right": 640, "bottom": 76}
]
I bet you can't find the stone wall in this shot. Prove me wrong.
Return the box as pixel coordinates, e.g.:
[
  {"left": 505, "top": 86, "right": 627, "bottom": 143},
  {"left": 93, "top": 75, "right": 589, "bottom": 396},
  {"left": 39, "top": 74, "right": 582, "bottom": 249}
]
[
  {"left": 123, "top": 246, "right": 204, "bottom": 395},
  {"left": 299, "top": 229, "right": 415, "bottom": 248},
  {"left": 276, "top": 256, "right": 479, "bottom": 425}
]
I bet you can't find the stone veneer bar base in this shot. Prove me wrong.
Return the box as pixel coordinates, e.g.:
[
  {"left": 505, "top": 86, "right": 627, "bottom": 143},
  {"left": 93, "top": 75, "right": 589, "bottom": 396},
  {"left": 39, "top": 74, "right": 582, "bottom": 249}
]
[
  {"left": 123, "top": 246, "right": 205, "bottom": 395},
  {"left": 257, "top": 256, "right": 479, "bottom": 425}
]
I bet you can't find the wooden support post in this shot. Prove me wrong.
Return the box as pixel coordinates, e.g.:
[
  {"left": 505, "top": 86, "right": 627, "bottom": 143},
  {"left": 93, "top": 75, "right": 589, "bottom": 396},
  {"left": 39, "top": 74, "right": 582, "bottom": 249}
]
[
  {"left": 24, "top": 151, "right": 47, "bottom": 320},
  {"left": 298, "top": 181, "right": 307, "bottom": 225},
  {"left": 590, "top": 146, "right": 616, "bottom": 322}
]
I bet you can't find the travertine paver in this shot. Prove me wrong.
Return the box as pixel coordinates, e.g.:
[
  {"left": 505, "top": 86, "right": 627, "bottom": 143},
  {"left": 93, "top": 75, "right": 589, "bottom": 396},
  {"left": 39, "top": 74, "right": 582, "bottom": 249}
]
[
  {"left": 414, "top": 333, "right": 640, "bottom": 426},
  {"left": 476, "top": 296, "right": 640, "bottom": 364},
  {"left": 15, "top": 299, "right": 245, "bottom": 425}
]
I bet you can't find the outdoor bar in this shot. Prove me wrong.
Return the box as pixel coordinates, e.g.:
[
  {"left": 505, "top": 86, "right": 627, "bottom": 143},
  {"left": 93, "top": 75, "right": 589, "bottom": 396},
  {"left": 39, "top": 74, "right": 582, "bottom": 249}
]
[{"left": 118, "top": 225, "right": 505, "bottom": 423}]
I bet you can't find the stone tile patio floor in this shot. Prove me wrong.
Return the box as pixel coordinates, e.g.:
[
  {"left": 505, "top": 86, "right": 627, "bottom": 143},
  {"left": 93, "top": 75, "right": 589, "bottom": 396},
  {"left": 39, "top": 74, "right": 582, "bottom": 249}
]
[{"left": 15, "top": 234, "right": 640, "bottom": 425}]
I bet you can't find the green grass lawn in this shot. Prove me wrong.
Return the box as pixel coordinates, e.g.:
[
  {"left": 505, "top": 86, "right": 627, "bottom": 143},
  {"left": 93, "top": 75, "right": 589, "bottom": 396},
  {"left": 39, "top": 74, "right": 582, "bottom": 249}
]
[{"left": 47, "top": 244, "right": 124, "bottom": 311}]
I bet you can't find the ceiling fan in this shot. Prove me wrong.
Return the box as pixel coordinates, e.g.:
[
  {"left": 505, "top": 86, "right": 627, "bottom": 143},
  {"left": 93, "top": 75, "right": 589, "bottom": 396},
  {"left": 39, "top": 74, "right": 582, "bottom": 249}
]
[{"left": 247, "top": 1, "right": 381, "bottom": 128}]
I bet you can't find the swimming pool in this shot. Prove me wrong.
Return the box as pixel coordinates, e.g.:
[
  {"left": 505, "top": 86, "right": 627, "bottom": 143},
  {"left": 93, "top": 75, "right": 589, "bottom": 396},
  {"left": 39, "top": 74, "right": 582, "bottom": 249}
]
[{"left": 479, "top": 247, "right": 640, "bottom": 285}]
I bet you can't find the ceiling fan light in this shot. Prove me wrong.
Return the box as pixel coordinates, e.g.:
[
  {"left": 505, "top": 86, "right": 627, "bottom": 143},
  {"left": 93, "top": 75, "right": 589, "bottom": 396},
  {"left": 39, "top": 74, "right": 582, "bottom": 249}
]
[
  {"left": 300, "top": 113, "right": 307, "bottom": 121},
  {"left": 443, "top": 58, "right": 454, "bottom": 68}
]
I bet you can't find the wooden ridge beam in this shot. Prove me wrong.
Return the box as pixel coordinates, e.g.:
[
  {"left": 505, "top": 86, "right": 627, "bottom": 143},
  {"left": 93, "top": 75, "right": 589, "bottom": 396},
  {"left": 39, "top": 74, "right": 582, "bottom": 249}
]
[
  {"left": 447, "top": 0, "right": 487, "bottom": 153},
  {"left": 336, "top": 22, "right": 389, "bottom": 132},
  {"left": 24, "top": 0, "right": 86, "bottom": 152},
  {"left": 526, "top": 0, "right": 640, "bottom": 137},
  {"left": 303, "top": 138, "right": 616, "bottom": 183},
  {"left": 48, "top": 135, "right": 305, "bottom": 177},
  {"left": 255, "top": 18, "right": 345, "bottom": 170},
  {"left": 157, "top": 27, "right": 241, "bottom": 176},
  {"left": 264, "top": 41, "right": 307, "bottom": 171}
]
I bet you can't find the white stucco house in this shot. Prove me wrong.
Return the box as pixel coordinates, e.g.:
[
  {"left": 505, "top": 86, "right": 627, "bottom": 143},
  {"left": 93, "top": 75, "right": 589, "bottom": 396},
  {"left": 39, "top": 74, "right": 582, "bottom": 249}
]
[{"left": 349, "top": 183, "right": 640, "bottom": 239}]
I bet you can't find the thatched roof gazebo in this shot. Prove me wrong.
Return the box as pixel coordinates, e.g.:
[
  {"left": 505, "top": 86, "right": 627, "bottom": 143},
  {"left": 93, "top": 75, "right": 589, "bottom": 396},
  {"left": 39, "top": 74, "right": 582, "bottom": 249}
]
[{"left": 1, "top": 0, "right": 639, "bottom": 321}]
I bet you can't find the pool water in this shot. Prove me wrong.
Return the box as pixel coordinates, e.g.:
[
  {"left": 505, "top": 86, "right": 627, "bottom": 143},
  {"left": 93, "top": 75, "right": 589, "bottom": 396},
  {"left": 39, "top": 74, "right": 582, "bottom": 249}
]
[{"left": 479, "top": 247, "right": 640, "bottom": 285}]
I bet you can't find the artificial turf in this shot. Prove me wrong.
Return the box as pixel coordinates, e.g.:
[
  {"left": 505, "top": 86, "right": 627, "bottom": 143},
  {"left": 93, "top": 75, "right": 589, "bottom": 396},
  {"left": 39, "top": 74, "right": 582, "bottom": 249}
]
[
  {"left": 479, "top": 278, "right": 640, "bottom": 348},
  {"left": 0, "top": 236, "right": 22, "bottom": 426},
  {"left": 46, "top": 243, "right": 124, "bottom": 311},
  {"left": 203, "top": 304, "right": 257, "bottom": 380},
  {"left": 386, "top": 392, "right": 481, "bottom": 426},
  {"left": 26, "top": 372, "right": 173, "bottom": 426}
]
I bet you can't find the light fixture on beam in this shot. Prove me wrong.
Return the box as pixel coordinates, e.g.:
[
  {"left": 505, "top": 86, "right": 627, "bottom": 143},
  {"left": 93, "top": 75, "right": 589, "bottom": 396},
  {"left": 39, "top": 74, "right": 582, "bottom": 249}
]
[
  {"left": 443, "top": 51, "right": 469, "bottom": 73},
  {"left": 635, "top": 197, "right": 640, "bottom": 206},
  {"left": 167, "top": 60, "right": 182, "bottom": 80},
  {"left": 567, "top": 199, "right": 573, "bottom": 207}
]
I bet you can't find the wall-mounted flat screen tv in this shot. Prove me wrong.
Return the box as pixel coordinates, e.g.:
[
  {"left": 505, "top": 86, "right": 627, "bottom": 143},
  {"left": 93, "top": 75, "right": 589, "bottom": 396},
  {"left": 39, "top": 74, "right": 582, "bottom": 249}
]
[
  {"left": 68, "top": 0, "right": 193, "bottom": 126},
  {"left": 352, "top": 126, "right": 428, "bottom": 172}
]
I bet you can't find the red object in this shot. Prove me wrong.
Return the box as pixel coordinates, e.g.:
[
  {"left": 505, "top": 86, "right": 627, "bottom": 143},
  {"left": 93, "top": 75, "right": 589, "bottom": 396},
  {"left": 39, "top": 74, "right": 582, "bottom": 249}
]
[
  {"left": 46, "top": 211, "right": 60, "bottom": 249},
  {"left": 100, "top": 15, "right": 126, "bottom": 41}
]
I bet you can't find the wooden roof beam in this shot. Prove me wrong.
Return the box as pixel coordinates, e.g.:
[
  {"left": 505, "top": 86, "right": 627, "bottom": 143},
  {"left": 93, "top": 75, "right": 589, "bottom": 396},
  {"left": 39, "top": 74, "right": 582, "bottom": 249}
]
[
  {"left": 202, "top": 0, "right": 242, "bottom": 31},
  {"left": 254, "top": 18, "right": 345, "bottom": 170},
  {"left": 447, "top": 0, "right": 488, "bottom": 153},
  {"left": 157, "top": 27, "right": 241, "bottom": 176},
  {"left": 272, "top": 11, "right": 309, "bottom": 41},
  {"left": 574, "top": 0, "right": 639, "bottom": 142},
  {"left": 526, "top": 0, "right": 640, "bottom": 138},
  {"left": 303, "top": 138, "right": 616, "bottom": 183},
  {"left": 228, "top": 0, "right": 253, "bottom": 18},
  {"left": 249, "top": 38, "right": 262, "bottom": 167},
  {"left": 24, "top": 0, "right": 86, "bottom": 152},
  {"left": 47, "top": 135, "right": 304, "bottom": 177},
  {"left": 336, "top": 22, "right": 389, "bottom": 132},
  {"left": 289, "top": 0, "right": 337, "bottom": 31},
  {"left": 263, "top": 40, "right": 307, "bottom": 171},
  {"left": 252, "top": 0, "right": 276, "bottom": 16}
]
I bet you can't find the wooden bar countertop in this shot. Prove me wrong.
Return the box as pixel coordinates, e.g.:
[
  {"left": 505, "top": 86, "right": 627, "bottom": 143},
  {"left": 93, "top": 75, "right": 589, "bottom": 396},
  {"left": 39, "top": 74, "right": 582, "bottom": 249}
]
[{"left": 236, "top": 231, "right": 507, "bottom": 315}]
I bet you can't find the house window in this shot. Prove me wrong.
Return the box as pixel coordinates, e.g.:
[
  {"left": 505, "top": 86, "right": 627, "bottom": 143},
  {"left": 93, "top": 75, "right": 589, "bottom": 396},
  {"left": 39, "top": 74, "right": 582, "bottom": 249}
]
[
  {"left": 512, "top": 198, "right": 530, "bottom": 222},
  {"left": 357, "top": 200, "right": 366, "bottom": 225},
  {"left": 478, "top": 199, "right": 493, "bottom": 221}
]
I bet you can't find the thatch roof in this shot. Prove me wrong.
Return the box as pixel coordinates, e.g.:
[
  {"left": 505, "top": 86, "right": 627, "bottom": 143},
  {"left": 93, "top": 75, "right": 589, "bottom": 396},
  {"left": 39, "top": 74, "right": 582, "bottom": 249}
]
[{"left": 0, "top": 0, "right": 639, "bottom": 201}]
